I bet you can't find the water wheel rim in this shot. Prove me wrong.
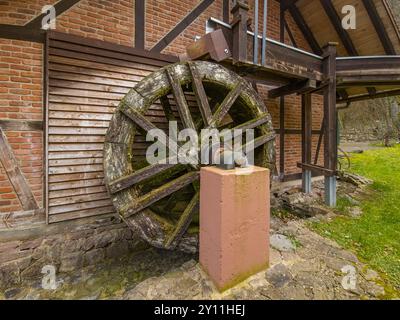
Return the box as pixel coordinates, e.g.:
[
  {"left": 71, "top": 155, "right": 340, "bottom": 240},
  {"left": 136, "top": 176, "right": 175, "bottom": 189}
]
[{"left": 104, "top": 61, "right": 276, "bottom": 253}]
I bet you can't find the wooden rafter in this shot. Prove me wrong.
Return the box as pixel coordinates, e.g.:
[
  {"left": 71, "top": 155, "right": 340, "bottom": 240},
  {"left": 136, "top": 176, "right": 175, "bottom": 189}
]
[
  {"left": 362, "top": 0, "right": 396, "bottom": 55},
  {"left": 338, "top": 88, "right": 400, "bottom": 104},
  {"left": 25, "top": 0, "right": 82, "bottom": 29},
  {"left": 285, "top": 2, "right": 322, "bottom": 55},
  {"left": 0, "top": 0, "right": 82, "bottom": 43},
  {"left": 283, "top": 16, "right": 298, "bottom": 48},
  {"left": 151, "top": 0, "right": 215, "bottom": 53},
  {"left": 320, "top": 0, "right": 358, "bottom": 56}
]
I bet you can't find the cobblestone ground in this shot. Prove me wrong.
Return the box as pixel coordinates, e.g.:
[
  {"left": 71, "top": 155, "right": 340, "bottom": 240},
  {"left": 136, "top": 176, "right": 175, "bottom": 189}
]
[{"left": 1, "top": 216, "right": 387, "bottom": 300}]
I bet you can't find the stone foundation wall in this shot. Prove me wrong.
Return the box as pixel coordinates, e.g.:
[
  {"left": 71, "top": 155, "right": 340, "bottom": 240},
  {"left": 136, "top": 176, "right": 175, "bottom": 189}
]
[
  {"left": 0, "top": 215, "right": 145, "bottom": 289},
  {"left": 340, "top": 128, "right": 379, "bottom": 143}
]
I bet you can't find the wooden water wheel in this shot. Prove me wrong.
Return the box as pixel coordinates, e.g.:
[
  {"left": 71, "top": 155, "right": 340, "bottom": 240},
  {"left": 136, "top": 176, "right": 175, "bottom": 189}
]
[{"left": 104, "top": 61, "right": 276, "bottom": 253}]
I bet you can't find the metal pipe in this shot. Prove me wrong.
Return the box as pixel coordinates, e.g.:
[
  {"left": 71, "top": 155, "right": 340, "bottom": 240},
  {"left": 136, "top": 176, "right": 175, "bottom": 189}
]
[
  {"left": 261, "top": 0, "right": 267, "bottom": 65},
  {"left": 337, "top": 55, "right": 400, "bottom": 60},
  {"left": 253, "top": 0, "right": 259, "bottom": 64}
]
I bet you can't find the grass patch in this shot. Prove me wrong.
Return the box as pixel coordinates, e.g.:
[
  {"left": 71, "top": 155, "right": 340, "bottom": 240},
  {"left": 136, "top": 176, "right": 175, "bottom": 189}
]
[
  {"left": 311, "top": 145, "right": 400, "bottom": 297},
  {"left": 334, "top": 195, "right": 357, "bottom": 215}
]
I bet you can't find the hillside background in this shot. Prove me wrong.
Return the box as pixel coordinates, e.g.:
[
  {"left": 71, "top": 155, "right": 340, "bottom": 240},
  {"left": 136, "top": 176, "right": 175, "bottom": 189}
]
[{"left": 338, "top": 0, "right": 400, "bottom": 144}]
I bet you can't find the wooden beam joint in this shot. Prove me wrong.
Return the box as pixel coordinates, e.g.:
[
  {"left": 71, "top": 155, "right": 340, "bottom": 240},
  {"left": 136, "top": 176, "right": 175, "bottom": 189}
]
[{"left": 268, "top": 79, "right": 317, "bottom": 98}]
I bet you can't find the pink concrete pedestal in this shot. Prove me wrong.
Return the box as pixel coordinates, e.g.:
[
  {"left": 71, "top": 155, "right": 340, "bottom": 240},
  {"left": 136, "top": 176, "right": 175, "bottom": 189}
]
[{"left": 199, "top": 166, "right": 270, "bottom": 291}]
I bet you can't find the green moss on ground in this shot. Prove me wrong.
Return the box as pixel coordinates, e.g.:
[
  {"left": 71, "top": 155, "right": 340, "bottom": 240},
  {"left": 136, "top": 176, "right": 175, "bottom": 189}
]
[{"left": 311, "top": 145, "right": 400, "bottom": 298}]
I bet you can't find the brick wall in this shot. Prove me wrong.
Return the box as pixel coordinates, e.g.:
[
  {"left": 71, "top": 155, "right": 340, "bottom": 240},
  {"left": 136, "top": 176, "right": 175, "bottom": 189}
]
[
  {"left": 0, "top": 0, "right": 325, "bottom": 213},
  {"left": 57, "top": 0, "right": 134, "bottom": 46},
  {"left": 0, "top": 39, "right": 44, "bottom": 211}
]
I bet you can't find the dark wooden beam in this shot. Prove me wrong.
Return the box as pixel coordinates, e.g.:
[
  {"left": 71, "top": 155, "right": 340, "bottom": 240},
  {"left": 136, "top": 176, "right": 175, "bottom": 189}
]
[
  {"left": 0, "top": 128, "right": 39, "bottom": 211},
  {"left": 268, "top": 79, "right": 317, "bottom": 98},
  {"left": 297, "top": 162, "right": 335, "bottom": 176},
  {"left": 25, "top": 0, "right": 82, "bottom": 29},
  {"left": 151, "top": 0, "right": 215, "bottom": 52},
  {"left": 281, "top": 0, "right": 301, "bottom": 12},
  {"left": 0, "top": 120, "right": 43, "bottom": 131},
  {"left": 231, "top": 0, "right": 249, "bottom": 62},
  {"left": 320, "top": 0, "right": 358, "bottom": 56},
  {"left": 322, "top": 43, "right": 338, "bottom": 206},
  {"left": 223, "top": 0, "right": 230, "bottom": 23},
  {"left": 0, "top": 0, "right": 81, "bottom": 43},
  {"left": 323, "top": 43, "right": 337, "bottom": 173},
  {"left": 279, "top": 6, "right": 286, "bottom": 180},
  {"left": 0, "top": 24, "right": 45, "bottom": 43},
  {"left": 275, "top": 128, "right": 322, "bottom": 135},
  {"left": 287, "top": 2, "right": 322, "bottom": 55},
  {"left": 135, "top": 0, "right": 145, "bottom": 49},
  {"left": 301, "top": 93, "right": 312, "bottom": 165},
  {"left": 338, "top": 88, "right": 400, "bottom": 104},
  {"left": 362, "top": 0, "right": 396, "bottom": 55},
  {"left": 283, "top": 16, "right": 298, "bottom": 48},
  {"left": 314, "top": 117, "right": 324, "bottom": 165},
  {"left": 279, "top": 97, "right": 285, "bottom": 179}
]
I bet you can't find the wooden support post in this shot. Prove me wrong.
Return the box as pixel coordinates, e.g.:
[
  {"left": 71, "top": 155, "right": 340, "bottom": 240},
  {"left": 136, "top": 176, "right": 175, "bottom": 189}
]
[
  {"left": 279, "top": 97, "right": 285, "bottom": 180},
  {"left": 301, "top": 93, "right": 312, "bottom": 193},
  {"left": 279, "top": 7, "right": 285, "bottom": 181},
  {"left": 135, "top": 0, "right": 145, "bottom": 49},
  {"left": 231, "top": 1, "right": 249, "bottom": 62},
  {"left": 223, "top": 0, "right": 230, "bottom": 23},
  {"left": 322, "top": 43, "right": 338, "bottom": 207}
]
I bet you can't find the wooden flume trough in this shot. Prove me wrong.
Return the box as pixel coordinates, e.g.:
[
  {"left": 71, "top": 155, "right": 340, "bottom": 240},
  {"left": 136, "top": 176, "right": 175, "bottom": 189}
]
[{"left": 104, "top": 61, "right": 276, "bottom": 253}]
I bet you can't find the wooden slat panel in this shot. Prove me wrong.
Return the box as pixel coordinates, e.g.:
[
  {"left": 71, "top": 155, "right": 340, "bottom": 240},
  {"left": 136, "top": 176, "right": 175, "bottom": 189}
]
[
  {"left": 46, "top": 32, "right": 176, "bottom": 222},
  {"left": 48, "top": 169, "right": 103, "bottom": 180},
  {"left": 49, "top": 55, "right": 156, "bottom": 75},
  {"left": 49, "top": 192, "right": 110, "bottom": 207},
  {"left": 49, "top": 185, "right": 108, "bottom": 199},
  {"left": 48, "top": 206, "right": 115, "bottom": 223}
]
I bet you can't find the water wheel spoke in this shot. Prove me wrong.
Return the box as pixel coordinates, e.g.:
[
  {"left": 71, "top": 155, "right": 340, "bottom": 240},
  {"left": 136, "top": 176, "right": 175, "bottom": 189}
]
[
  {"left": 120, "top": 104, "right": 157, "bottom": 132},
  {"left": 123, "top": 171, "right": 200, "bottom": 218},
  {"left": 233, "top": 113, "right": 271, "bottom": 131},
  {"left": 240, "top": 132, "right": 276, "bottom": 151},
  {"left": 160, "top": 96, "right": 177, "bottom": 122},
  {"left": 188, "top": 62, "right": 213, "bottom": 127},
  {"left": 109, "top": 161, "right": 179, "bottom": 194},
  {"left": 166, "top": 68, "right": 196, "bottom": 130},
  {"left": 211, "top": 81, "right": 244, "bottom": 127},
  {"left": 165, "top": 192, "right": 199, "bottom": 249}
]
